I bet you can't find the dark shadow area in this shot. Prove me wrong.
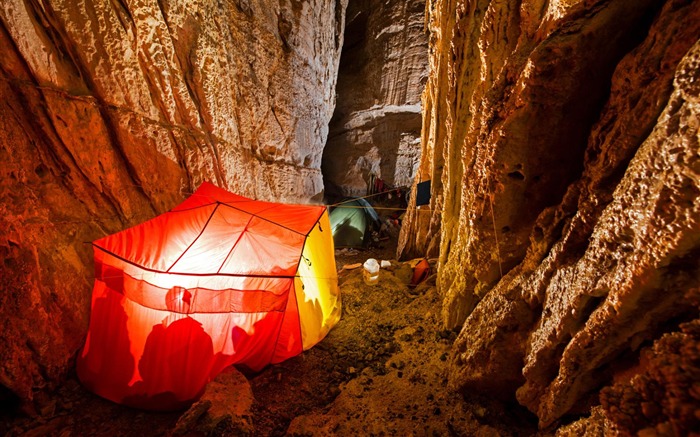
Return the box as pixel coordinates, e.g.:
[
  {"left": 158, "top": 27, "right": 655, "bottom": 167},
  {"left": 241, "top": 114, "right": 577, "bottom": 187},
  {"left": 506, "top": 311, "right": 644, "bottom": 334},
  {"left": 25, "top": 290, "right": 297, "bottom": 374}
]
[
  {"left": 0, "top": 384, "right": 20, "bottom": 434},
  {"left": 123, "top": 316, "right": 214, "bottom": 411},
  {"left": 321, "top": 3, "right": 370, "bottom": 199},
  {"left": 461, "top": 393, "right": 539, "bottom": 436},
  {"left": 332, "top": 219, "right": 366, "bottom": 247}
]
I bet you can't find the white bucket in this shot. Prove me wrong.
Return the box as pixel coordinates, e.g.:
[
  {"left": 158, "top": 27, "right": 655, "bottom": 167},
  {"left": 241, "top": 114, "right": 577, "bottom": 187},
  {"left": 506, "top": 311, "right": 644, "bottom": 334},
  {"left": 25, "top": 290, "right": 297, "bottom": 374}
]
[{"left": 363, "top": 258, "right": 380, "bottom": 286}]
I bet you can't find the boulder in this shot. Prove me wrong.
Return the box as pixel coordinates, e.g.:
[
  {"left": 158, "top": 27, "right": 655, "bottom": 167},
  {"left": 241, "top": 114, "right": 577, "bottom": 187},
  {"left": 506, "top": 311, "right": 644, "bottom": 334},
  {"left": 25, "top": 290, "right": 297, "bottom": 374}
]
[
  {"left": 398, "top": 0, "right": 700, "bottom": 427},
  {"left": 174, "top": 367, "right": 254, "bottom": 436}
]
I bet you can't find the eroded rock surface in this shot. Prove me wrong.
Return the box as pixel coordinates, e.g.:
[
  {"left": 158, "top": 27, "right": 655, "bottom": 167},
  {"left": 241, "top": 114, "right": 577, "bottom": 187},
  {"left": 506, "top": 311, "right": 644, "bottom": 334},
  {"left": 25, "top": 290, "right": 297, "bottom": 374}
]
[
  {"left": 0, "top": 0, "right": 346, "bottom": 407},
  {"left": 322, "top": 0, "right": 427, "bottom": 197},
  {"left": 600, "top": 318, "right": 700, "bottom": 435},
  {"left": 399, "top": 0, "right": 700, "bottom": 428}
]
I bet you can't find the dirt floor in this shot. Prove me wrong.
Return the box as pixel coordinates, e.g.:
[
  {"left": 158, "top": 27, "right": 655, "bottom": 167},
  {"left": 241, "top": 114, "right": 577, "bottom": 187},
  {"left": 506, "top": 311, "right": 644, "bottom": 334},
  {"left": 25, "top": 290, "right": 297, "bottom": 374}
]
[{"left": 0, "top": 238, "right": 539, "bottom": 436}]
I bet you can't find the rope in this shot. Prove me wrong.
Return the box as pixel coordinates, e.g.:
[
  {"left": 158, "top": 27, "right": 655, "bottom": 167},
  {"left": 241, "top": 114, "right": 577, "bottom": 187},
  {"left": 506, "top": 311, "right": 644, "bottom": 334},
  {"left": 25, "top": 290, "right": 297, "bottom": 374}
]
[
  {"left": 329, "top": 187, "right": 407, "bottom": 206},
  {"left": 19, "top": 181, "right": 436, "bottom": 227},
  {"left": 332, "top": 205, "right": 435, "bottom": 212},
  {"left": 14, "top": 179, "right": 441, "bottom": 273},
  {"left": 23, "top": 204, "right": 436, "bottom": 226},
  {"left": 89, "top": 273, "right": 341, "bottom": 281}
]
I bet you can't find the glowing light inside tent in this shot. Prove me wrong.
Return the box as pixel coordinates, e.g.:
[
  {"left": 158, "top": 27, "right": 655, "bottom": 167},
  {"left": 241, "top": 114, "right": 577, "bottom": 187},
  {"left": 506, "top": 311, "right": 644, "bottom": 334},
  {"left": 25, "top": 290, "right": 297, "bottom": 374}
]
[{"left": 77, "top": 182, "right": 341, "bottom": 411}]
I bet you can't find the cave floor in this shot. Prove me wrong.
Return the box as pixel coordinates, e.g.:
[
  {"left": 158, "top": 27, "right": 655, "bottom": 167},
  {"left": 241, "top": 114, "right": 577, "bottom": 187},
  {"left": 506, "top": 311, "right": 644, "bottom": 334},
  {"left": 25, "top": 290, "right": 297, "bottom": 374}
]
[{"left": 2, "top": 243, "right": 538, "bottom": 436}]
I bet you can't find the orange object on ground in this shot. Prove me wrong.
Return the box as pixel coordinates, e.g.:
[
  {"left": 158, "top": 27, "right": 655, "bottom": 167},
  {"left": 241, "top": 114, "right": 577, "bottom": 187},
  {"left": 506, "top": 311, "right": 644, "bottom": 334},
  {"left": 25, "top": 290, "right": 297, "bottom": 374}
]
[
  {"left": 77, "top": 182, "right": 341, "bottom": 410},
  {"left": 410, "top": 258, "right": 431, "bottom": 287}
]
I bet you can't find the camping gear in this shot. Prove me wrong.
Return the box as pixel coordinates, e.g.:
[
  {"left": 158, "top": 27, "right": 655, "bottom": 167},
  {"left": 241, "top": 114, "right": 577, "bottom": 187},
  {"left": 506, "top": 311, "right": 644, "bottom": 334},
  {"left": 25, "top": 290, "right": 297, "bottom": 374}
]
[
  {"left": 363, "top": 258, "right": 380, "bottom": 286},
  {"left": 77, "top": 182, "right": 341, "bottom": 411},
  {"left": 416, "top": 180, "right": 431, "bottom": 206},
  {"left": 409, "top": 258, "right": 432, "bottom": 287},
  {"left": 329, "top": 198, "right": 380, "bottom": 248}
]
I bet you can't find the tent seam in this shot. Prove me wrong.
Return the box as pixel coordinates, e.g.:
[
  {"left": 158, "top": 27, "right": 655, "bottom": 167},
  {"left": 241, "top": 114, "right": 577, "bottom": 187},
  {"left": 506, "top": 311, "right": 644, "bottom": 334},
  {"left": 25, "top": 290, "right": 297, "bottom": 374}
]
[
  {"left": 166, "top": 203, "right": 221, "bottom": 272},
  {"left": 216, "top": 214, "right": 255, "bottom": 274},
  {"left": 218, "top": 203, "right": 325, "bottom": 237},
  {"left": 293, "top": 273, "right": 304, "bottom": 352},
  {"left": 291, "top": 212, "right": 324, "bottom": 351},
  {"left": 100, "top": 280, "right": 289, "bottom": 314},
  {"left": 92, "top": 246, "right": 298, "bottom": 278},
  {"left": 291, "top": 208, "right": 326, "bottom": 276}
]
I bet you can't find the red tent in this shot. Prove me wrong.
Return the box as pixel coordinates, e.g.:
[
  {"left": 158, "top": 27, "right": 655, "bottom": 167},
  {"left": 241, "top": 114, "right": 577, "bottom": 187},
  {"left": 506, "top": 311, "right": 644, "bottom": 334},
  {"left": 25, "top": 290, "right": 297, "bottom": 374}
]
[{"left": 77, "top": 182, "right": 341, "bottom": 410}]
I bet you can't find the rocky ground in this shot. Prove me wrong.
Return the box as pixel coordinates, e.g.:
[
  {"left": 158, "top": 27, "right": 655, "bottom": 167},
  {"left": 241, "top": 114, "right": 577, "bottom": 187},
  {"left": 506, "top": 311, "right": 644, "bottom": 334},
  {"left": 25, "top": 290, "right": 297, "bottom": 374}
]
[{"left": 0, "top": 241, "right": 539, "bottom": 436}]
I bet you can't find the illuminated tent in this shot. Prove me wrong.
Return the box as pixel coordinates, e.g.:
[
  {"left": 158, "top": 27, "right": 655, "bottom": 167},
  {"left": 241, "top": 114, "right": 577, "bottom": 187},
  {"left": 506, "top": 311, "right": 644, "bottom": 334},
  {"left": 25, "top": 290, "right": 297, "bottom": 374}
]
[
  {"left": 329, "top": 198, "right": 380, "bottom": 248},
  {"left": 77, "top": 182, "right": 341, "bottom": 411}
]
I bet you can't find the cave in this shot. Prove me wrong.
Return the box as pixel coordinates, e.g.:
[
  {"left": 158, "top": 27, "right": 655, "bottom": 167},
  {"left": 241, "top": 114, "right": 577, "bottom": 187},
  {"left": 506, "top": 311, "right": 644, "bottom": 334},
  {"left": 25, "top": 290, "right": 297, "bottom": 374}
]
[
  {"left": 321, "top": 0, "right": 426, "bottom": 199},
  {"left": 1, "top": 0, "right": 699, "bottom": 436}
]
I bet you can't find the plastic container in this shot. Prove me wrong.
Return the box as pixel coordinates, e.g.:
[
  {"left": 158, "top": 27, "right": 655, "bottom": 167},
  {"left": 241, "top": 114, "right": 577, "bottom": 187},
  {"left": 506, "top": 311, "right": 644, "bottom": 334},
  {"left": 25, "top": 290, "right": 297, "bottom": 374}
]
[{"left": 363, "top": 258, "right": 380, "bottom": 286}]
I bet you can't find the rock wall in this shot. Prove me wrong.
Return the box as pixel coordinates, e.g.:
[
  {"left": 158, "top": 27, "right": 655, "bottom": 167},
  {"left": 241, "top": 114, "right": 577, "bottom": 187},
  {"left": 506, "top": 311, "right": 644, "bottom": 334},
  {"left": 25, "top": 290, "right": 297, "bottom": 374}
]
[
  {"left": 399, "top": 0, "right": 700, "bottom": 429},
  {"left": 322, "top": 0, "right": 427, "bottom": 197},
  {"left": 0, "top": 0, "right": 346, "bottom": 408}
]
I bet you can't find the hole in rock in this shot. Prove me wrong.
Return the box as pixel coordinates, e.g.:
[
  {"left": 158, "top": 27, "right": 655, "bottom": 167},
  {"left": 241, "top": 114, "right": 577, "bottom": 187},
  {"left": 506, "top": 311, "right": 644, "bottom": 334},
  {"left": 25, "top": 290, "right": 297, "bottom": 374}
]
[
  {"left": 507, "top": 171, "right": 525, "bottom": 180},
  {"left": 34, "top": 164, "right": 48, "bottom": 178},
  {"left": 321, "top": 0, "right": 425, "bottom": 200},
  {"left": 0, "top": 385, "right": 20, "bottom": 415}
]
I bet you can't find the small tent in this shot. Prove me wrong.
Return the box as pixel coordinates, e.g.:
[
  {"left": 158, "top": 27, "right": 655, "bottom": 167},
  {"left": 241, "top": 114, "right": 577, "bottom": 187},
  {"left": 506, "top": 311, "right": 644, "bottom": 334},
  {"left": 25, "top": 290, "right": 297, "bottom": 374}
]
[
  {"left": 77, "top": 182, "right": 341, "bottom": 411},
  {"left": 329, "top": 198, "right": 380, "bottom": 248}
]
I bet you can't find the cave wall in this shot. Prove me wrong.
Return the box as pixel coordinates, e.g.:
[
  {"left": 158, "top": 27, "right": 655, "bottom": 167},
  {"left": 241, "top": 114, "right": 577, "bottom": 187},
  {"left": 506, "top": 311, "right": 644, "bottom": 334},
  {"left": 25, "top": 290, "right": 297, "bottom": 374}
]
[
  {"left": 398, "top": 0, "right": 700, "bottom": 429},
  {"left": 0, "top": 0, "right": 346, "bottom": 407},
  {"left": 322, "top": 0, "right": 427, "bottom": 197}
]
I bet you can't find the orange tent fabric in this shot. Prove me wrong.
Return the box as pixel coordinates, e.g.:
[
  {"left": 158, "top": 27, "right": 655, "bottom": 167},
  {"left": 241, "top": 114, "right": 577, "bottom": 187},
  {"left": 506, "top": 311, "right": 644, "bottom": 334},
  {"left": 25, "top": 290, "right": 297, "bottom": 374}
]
[{"left": 77, "top": 182, "right": 341, "bottom": 410}]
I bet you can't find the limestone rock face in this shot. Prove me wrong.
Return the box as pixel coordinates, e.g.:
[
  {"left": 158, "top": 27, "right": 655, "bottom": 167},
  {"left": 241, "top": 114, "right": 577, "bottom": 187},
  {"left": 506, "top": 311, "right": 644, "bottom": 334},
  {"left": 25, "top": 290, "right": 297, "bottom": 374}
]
[
  {"left": 0, "top": 0, "right": 346, "bottom": 407},
  {"left": 599, "top": 318, "right": 700, "bottom": 435},
  {"left": 322, "top": 0, "right": 427, "bottom": 197},
  {"left": 399, "top": 0, "right": 700, "bottom": 428}
]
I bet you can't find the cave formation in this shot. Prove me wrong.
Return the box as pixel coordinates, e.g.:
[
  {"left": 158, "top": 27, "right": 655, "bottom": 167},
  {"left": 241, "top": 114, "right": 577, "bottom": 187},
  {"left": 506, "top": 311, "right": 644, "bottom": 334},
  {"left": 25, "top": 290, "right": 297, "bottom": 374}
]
[{"left": 1, "top": 0, "right": 699, "bottom": 435}]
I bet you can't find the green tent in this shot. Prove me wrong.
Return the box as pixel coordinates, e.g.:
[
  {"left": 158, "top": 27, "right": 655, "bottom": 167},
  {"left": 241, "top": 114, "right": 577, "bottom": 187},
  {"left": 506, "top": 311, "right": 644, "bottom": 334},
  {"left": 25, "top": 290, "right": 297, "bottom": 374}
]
[{"left": 329, "top": 198, "right": 380, "bottom": 248}]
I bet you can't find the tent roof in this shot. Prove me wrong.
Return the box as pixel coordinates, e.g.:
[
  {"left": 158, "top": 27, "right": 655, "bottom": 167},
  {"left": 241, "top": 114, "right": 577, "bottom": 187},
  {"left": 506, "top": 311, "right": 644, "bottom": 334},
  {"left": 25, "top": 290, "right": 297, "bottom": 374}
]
[
  {"left": 94, "top": 182, "right": 326, "bottom": 277},
  {"left": 330, "top": 198, "right": 380, "bottom": 223},
  {"left": 329, "top": 198, "right": 381, "bottom": 248}
]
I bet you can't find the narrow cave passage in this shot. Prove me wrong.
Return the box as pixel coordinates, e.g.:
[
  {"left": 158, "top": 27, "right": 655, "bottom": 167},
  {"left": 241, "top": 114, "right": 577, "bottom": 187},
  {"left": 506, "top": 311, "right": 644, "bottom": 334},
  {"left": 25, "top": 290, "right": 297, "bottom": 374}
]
[{"left": 321, "top": 0, "right": 426, "bottom": 201}]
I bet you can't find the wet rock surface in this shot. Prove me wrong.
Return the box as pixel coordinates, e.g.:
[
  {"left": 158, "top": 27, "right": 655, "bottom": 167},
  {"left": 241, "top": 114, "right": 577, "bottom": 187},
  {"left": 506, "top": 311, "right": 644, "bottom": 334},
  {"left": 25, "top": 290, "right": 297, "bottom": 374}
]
[{"left": 600, "top": 317, "right": 700, "bottom": 436}]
